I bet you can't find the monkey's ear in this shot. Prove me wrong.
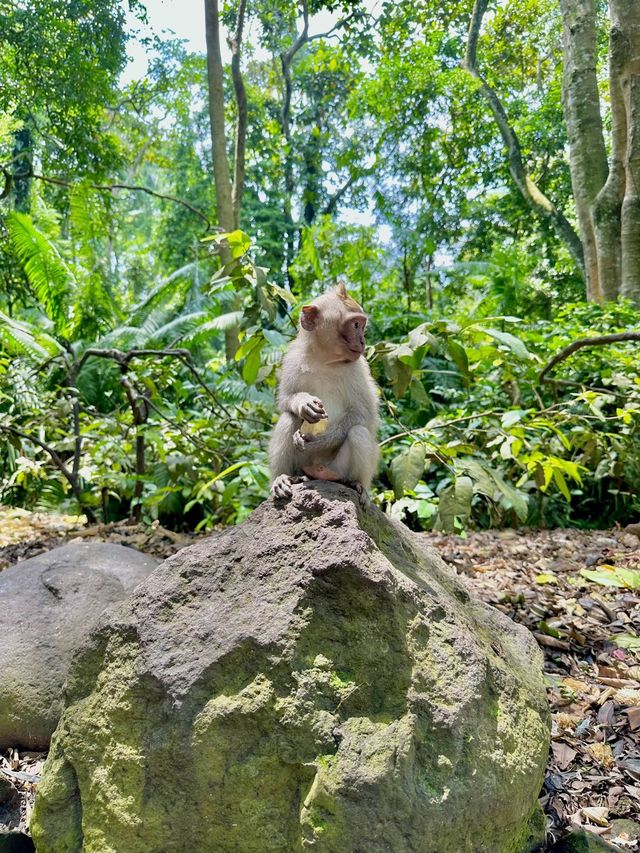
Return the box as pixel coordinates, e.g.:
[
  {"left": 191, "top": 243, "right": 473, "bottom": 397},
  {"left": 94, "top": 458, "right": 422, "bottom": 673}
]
[
  {"left": 336, "top": 281, "right": 348, "bottom": 299},
  {"left": 300, "top": 304, "right": 320, "bottom": 331}
]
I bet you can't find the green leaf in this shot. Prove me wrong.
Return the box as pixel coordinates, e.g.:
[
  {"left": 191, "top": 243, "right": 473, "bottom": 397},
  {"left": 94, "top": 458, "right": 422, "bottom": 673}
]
[
  {"left": 262, "top": 328, "right": 289, "bottom": 347},
  {"left": 0, "top": 311, "right": 62, "bottom": 359},
  {"left": 446, "top": 339, "right": 469, "bottom": 382},
  {"left": 390, "top": 443, "right": 426, "bottom": 499},
  {"left": 535, "top": 574, "right": 558, "bottom": 585},
  {"left": 225, "top": 230, "right": 252, "bottom": 259},
  {"left": 203, "top": 311, "right": 244, "bottom": 331},
  {"left": 268, "top": 282, "right": 297, "bottom": 305},
  {"left": 483, "top": 328, "right": 532, "bottom": 360},
  {"left": 7, "top": 212, "right": 73, "bottom": 330},
  {"left": 552, "top": 468, "right": 571, "bottom": 501},
  {"left": 612, "top": 633, "right": 640, "bottom": 650},
  {"left": 410, "top": 378, "right": 430, "bottom": 407},
  {"left": 501, "top": 410, "right": 527, "bottom": 428},
  {"left": 487, "top": 468, "right": 529, "bottom": 521},
  {"left": 580, "top": 566, "right": 640, "bottom": 589},
  {"left": 436, "top": 475, "right": 473, "bottom": 533},
  {"left": 242, "top": 339, "right": 265, "bottom": 384},
  {"left": 383, "top": 353, "right": 413, "bottom": 398}
]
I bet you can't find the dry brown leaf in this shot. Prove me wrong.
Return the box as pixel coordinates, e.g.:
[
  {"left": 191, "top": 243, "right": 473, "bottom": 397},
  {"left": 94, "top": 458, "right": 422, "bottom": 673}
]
[
  {"left": 552, "top": 741, "right": 577, "bottom": 770},
  {"left": 582, "top": 806, "right": 609, "bottom": 827}
]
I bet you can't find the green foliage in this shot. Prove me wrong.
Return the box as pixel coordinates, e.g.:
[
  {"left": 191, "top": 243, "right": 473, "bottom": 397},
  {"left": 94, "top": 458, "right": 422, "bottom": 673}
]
[{"left": 1, "top": 0, "right": 639, "bottom": 534}]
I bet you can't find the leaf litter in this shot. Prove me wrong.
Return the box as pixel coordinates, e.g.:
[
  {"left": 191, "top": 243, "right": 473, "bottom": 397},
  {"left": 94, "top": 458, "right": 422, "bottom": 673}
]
[{"left": 422, "top": 525, "right": 640, "bottom": 850}]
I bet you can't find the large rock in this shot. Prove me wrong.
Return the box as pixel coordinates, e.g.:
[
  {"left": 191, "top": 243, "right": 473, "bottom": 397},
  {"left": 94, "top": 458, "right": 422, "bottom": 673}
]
[
  {"left": 0, "top": 543, "right": 159, "bottom": 749},
  {"left": 31, "top": 484, "right": 550, "bottom": 852}
]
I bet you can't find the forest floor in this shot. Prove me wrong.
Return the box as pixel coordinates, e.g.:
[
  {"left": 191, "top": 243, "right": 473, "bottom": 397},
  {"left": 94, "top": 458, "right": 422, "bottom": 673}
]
[{"left": 1, "top": 507, "right": 639, "bottom": 849}]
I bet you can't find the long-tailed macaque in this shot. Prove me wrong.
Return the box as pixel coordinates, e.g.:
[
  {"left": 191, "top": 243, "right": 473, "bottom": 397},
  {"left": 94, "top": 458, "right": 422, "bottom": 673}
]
[{"left": 269, "top": 283, "right": 379, "bottom": 500}]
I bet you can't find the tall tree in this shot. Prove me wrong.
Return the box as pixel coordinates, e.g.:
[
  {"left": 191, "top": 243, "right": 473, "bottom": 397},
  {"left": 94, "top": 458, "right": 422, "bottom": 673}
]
[
  {"left": 204, "top": 0, "right": 248, "bottom": 232},
  {"left": 463, "top": 0, "right": 585, "bottom": 280},
  {"left": 560, "top": 0, "right": 640, "bottom": 302}
]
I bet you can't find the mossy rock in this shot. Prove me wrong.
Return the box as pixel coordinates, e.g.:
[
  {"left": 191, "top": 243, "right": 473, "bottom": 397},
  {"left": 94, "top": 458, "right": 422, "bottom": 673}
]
[{"left": 31, "top": 483, "right": 550, "bottom": 852}]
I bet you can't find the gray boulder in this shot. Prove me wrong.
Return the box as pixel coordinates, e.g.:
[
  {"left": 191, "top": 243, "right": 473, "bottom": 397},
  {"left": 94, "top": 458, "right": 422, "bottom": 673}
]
[
  {"left": 0, "top": 543, "right": 159, "bottom": 749},
  {"left": 32, "top": 484, "right": 550, "bottom": 852}
]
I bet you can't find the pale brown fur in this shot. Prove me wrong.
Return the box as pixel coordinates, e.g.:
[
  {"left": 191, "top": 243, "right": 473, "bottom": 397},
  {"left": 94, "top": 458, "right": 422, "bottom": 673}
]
[{"left": 269, "top": 284, "right": 379, "bottom": 500}]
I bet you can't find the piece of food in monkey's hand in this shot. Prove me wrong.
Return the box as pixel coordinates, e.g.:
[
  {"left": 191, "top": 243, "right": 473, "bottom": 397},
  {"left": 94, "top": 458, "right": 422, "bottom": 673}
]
[{"left": 300, "top": 417, "right": 328, "bottom": 436}]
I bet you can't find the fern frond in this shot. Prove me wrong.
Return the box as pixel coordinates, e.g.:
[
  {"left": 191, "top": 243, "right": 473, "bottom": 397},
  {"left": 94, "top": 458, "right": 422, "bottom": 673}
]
[
  {"left": 145, "top": 311, "right": 208, "bottom": 345},
  {"left": 0, "top": 310, "right": 63, "bottom": 360},
  {"left": 131, "top": 262, "right": 197, "bottom": 323},
  {"left": 7, "top": 212, "right": 74, "bottom": 331}
]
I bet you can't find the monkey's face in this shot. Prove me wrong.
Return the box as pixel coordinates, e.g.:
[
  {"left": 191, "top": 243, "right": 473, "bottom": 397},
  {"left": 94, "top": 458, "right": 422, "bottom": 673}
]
[
  {"left": 338, "top": 311, "right": 367, "bottom": 361},
  {"left": 300, "top": 286, "right": 368, "bottom": 364}
]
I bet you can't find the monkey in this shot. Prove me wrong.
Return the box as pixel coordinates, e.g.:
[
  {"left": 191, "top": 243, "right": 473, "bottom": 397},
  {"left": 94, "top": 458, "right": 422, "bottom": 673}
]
[{"left": 269, "top": 282, "right": 380, "bottom": 501}]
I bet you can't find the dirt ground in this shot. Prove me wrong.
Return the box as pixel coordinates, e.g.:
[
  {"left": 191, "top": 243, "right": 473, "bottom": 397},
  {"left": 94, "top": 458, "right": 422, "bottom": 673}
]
[{"left": 0, "top": 507, "right": 639, "bottom": 850}]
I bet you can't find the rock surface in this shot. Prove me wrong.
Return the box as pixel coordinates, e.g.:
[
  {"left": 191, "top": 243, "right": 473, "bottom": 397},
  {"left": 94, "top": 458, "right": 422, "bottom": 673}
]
[
  {"left": 0, "top": 543, "right": 159, "bottom": 749},
  {"left": 32, "top": 483, "right": 550, "bottom": 852}
]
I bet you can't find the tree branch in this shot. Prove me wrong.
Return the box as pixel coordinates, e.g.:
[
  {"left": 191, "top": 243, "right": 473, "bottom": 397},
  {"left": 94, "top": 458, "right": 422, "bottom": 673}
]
[
  {"left": 539, "top": 332, "right": 640, "bottom": 384},
  {"left": 0, "top": 166, "right": 11, "bottom": 200},
  {"left": 322, "top": 173, "right": 358, "bottom": 216},
  {"left": 462, "top": 0, "right": 585, "bottom": 276},
  {"left": 24, "top": 170, "right": 211, "bottom": 229},
  {"left": 0, "top": 423, "right": 96, "bottom": 522}
]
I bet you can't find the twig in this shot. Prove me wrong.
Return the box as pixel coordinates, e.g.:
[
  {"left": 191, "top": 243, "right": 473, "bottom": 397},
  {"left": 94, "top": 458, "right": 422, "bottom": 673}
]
[
  {"left": 380, "top": 409, "right": 502, "bottom": 447},
  {"left": 9, "top": 169, "right": 212, "bottom": 229}
]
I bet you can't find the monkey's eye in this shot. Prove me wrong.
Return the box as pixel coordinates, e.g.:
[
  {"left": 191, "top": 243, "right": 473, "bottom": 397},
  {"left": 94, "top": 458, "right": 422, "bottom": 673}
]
[{"left": 354, "top": 322, "right": 359, "bottom": 329}]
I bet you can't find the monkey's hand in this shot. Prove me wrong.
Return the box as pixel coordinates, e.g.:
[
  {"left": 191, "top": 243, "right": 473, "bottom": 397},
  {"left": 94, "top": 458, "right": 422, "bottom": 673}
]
[
  {"left": 299, "top": 396, "right": 326, "bottom": 424},
  {"left": 293, "top": 429, "right": 314, "bottom": 452}
]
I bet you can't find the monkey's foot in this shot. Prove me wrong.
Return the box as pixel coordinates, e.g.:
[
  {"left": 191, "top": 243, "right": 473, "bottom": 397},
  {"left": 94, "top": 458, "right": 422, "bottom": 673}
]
[
  {"left": 343, "top": 480, "right": 371, "bottom": 509},
  {"left": 292, "top": 429, "right": 314, "bottom": 452},
  {"left": 271, "top": 474, "right": 309, "bottom": 501},
  {"left": 272, "top": 474, "right": 294, "bottom": 500}
]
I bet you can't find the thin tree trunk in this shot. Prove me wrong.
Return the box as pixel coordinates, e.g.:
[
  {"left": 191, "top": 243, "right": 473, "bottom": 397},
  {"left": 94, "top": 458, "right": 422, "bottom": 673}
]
[
  {"left": 204, "top": 0, "right": 234, "bottom": 232},
  {"left": 204, "top": 0, "right": 249, "bottom": 357},
  {"left": 611, "top": 0, "right": 640, "bottom": 303},
  {"left": 463, "top": 0, "right": 585, "bottom": 280},
  {"left": 559, "top": 0, "right": 610, "bottom": 302},
  {"left": 593, "top": 11, "right": 627, "bottom": 302},
  {"left": 11, "top": 124, "right": 32, "bottom": 213},
  {"left": 280, "top": 0, "right": 310, "bottom": 281},
  {"left": 230, "top": 0, "right": 247, "bottom": 230}
]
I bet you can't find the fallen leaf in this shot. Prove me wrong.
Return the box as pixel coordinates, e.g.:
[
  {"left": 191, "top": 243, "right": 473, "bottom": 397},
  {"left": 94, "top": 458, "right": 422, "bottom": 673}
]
[
  {"left": 552, "top": 741, "right": 577, "bottom": 770},
  {"left": 597, "top": 700, "right": 615, "bottom": 726},
  {"left": 582, "top": 806, "right": 609, "bottom": 827}
]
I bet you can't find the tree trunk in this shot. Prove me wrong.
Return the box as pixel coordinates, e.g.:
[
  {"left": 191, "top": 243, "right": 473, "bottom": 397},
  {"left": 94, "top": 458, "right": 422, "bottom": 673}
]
[
  {"left": 593, "top": 16, "right": 627, "bottom": 301},
  {"left": 611, "top": 0, "right": 640, "bottom": 303},
  {"left": 204, "top": 0, "right": 234, "bottom": 232},
  {"left": 230, "top": 0, "right": 247, "bottom": 231},
  {"left": 11, "top": 124, "right": 32, "bottom": 213},
  {"left": 204, "top": 0, "right": 249, "bottom": 358},
  {"left": 279, "top": 0, "right": 310, "bottom": 282},
  {"left": 559, "top": 0, "right": 610, "bottom": 301}
]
